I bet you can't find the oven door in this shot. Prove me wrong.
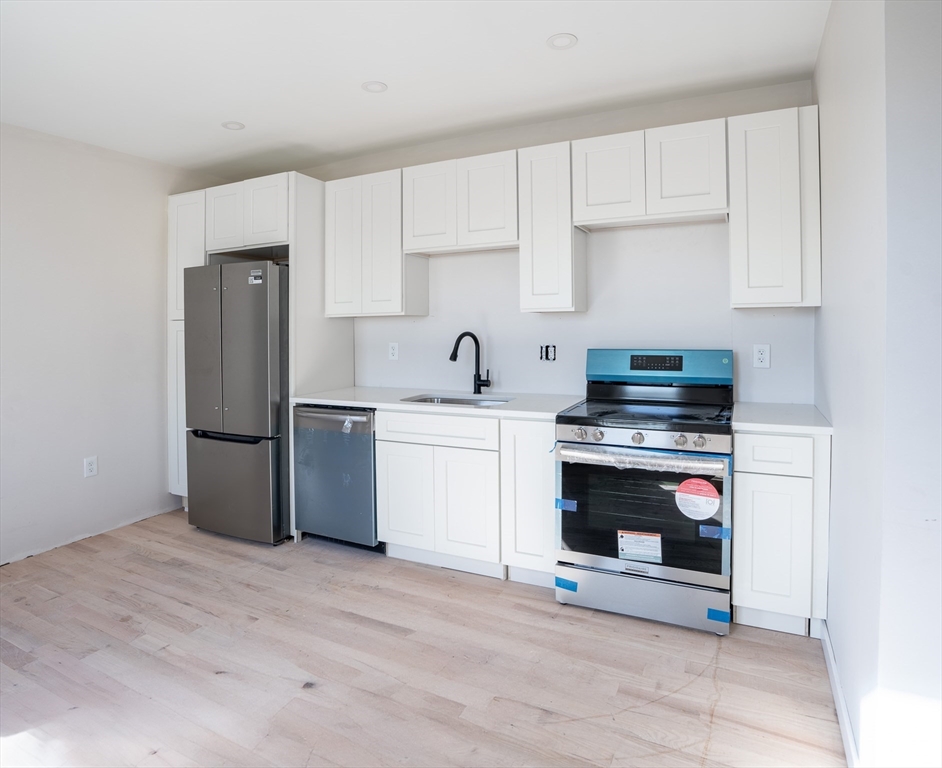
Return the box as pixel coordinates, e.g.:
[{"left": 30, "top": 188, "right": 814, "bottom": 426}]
[{"left": 555, "top": 442, "right": 731, "bottom": 589}]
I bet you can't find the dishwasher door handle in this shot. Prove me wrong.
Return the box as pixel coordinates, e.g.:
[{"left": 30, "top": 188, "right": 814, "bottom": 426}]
[{"left": 294, "top": 407, "right": 372, "bottom": 423}]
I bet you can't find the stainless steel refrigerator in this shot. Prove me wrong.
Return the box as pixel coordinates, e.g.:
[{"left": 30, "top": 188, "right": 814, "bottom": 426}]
[{"left": 183, "top": 261, "right": 288, "bottom": 544}]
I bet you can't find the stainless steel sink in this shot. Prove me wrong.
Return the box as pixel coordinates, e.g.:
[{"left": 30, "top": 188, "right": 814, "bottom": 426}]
[{"left": 401, "top": 394, "right": 512, "bottom": 407}]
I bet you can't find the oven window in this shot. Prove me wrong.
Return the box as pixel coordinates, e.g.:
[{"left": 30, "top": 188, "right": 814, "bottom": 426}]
[{"left": 559, "top": 462, "right": 725, "bottom": 575}]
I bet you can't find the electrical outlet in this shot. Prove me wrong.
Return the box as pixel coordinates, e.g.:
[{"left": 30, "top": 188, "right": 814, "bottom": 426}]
[
  {"left": 540, "top": 344, "right": 557, "bottom": 361},
  {"left": 753, "top": 344, "right": 771, "bottom": 369},
  {"left": 388, "top": 342, "right": 398, "bottom": 361},
  {"left": 84, "top": 456, "right": 98, "bottom": 478}
]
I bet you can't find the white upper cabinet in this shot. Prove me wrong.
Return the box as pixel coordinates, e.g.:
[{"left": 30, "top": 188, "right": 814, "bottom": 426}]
[
  {"left": 167, "top": 190, "right": 205, "bottom": 321},
  {"left": 403, "top": 151, "right": 518, "bottom": 253},
  {"left": 645, "top": 118, "right": 727, "bottom": 214},
  {"left": 728, "top": 106, "right": 821, "bottom": 308},
  {"left": 205, "top": 182, "right": 243, "bottom": 251},
  {"left": 243, "top": 173, "right": 289, "bottom": 246},
  {"left": 325, "top": 170, "right": 427, "bottom": 317},
  {"left": 205, "top": 173, "right": 289, "bottom": 251},
  {"left": 518, "top": 141, "right": 587, "bottom": 312},
  {"left": 361, "top": 170, "right": 404, "bottom": 314},
  {"left": 456, "top": 150, "right": 517, "bottom": 246},
  {"left": 325, "top": 176, "right": 363, "bottom": 316},
  {"left": 403, "top": 159, "right": 457, "bottom": 251},
  {"left": 572, "top": 131, "right": 646, "bottom": 223}
]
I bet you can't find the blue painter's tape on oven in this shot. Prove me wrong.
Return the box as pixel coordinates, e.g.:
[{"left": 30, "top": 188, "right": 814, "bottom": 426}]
[
  {"left": 707, "top": 608, "right": 731, "bottom": 623},
  {"left": 555, "top": 576, "right": 578, "bottom": 592},
  {"left": 699, "top": 525, "right": 732, "bottom": 540},
  {"left": 555, "top": 498, "right": 578, "bottom": 512}
]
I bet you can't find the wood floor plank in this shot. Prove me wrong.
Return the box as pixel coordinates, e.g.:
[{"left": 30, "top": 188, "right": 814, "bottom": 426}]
[{"left": 0, "top": 509, "right": 845, "bottom": 767}]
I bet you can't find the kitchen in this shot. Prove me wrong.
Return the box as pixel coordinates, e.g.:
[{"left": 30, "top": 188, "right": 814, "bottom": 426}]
[{"left": 1, "top": 2, "right": 939, "bottom": 767}]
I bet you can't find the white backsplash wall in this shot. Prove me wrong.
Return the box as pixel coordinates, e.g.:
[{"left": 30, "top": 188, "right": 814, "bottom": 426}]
[{"left": 354, "top": 221, "right": 814, "bottom": 402}]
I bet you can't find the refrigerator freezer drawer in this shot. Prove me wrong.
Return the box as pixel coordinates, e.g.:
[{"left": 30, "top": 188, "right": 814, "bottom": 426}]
[{"left": 186, "top": 431, "right": 285, "bottom": 544}]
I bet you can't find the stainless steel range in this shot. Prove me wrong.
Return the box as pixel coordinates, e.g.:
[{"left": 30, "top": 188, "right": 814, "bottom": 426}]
[{"left": 554, "top": 349, "right": 734, "bottom": 634}]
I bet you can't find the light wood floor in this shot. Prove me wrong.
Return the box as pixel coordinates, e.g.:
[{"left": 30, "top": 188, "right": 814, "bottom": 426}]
[{"left": 0, "top": 510, "right": 845, "bottom": 767}]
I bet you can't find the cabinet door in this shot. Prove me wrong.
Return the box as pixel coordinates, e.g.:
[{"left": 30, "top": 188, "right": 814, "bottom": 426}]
[
  {"left": 376, "top": 440, "right": 435, "bottom": 550},
  {"left": 434, "top": 447, "right": 500, "bottom": 563},
  {"left": 402, "top": 159, "right": 457, "bottom": 251},
  {"left": 167, "top": 321, "right": 187, "bottom": 496},
  {"left": 500, "top": 420, "right": 556, "bottom": 573},
  {"left": 205, "top": 182, "right": 244, "bottom": 251},
  {"left": 243, "top": 173, "right": 289, "bottom": 246},
  {"left": 728, "top": 108, "right": 802, "bottom": 306},
  {"left": 362, "top": 169, "right": 403, "bottom": 314},
  {"left": 572, "top": 131, "right": 646, "bottom": 222},
  {"left": 645, "top": 118, "right": 727, "bottom": 214},
  {"left": 732, "top": 472, "right": 813, "bottom": 617},
  {"left": 457, "top": 150, "right": 517, "bottom": 246},
  {"left": 168, "top": 191, "right": 205, "bottom": 320},
  {"left": 324, "top": 176, "right": 363, "bottom": 316},
  {"left": 518, "top": 142, "right": 582, "bottom": 312}
]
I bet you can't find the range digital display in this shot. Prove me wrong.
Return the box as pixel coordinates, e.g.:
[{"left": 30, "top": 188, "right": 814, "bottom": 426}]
[{"left": 630, "top": 354, "right": 683, "bottom": 371}]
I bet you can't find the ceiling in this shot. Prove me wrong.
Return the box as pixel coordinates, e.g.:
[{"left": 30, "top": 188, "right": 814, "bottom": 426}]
[{"left": 0, "top": 0, "right": 831, "bottom": 181}]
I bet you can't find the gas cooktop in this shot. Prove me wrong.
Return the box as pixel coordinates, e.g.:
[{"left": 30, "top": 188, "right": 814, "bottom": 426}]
[{"left": 557, "top": 400, "right": 733, "bottom": 435}]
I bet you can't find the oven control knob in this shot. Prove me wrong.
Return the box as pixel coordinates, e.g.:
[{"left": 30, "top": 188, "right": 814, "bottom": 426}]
[
  {"left": 631, "top": 432, "right": 645, "bottom": 445},
  {"left": 693, "top": 434, "right": 707, "bottom": 449},
  {"left": 674, "top": 434, "right": 688, "bottom": 448},
  {"left": 573, "top": 427, "right": 587, "bottom": 441},
  {"left": 592, "top": 429, "right": 605, "bottom": 442}
]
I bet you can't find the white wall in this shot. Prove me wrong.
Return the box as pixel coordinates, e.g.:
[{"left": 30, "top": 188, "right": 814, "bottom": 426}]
[
  {"left": 0, "top": 123, "right": 223, "bottom": 565},
  {"left": 813, "top": 0, "right": 888, "bottom": 758},
  {"left": 872, "top": 0, "right": 942, "bottom": 764},
  {"left": 815, "top": 1, "right": 942, "bottom": 765},
  {"left": 342, "top": 81, "right": 817, "bottom": 401},
  {"left": 302, "top": 80, "right": 813, "bottom": 181},
  {"left": 354, "top": 224, "right": 815, "bottom": 401}
]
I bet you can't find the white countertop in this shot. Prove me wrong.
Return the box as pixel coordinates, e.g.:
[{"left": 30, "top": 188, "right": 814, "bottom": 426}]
[
  {"left": 733, "top": 402, "right": 833, "bottom": 435},
  {"left": 291, "top": 387, "right": 582, "bottom": 420}
]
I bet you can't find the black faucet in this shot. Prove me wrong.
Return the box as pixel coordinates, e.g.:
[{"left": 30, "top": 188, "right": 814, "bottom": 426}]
[{"left": 449, "top": 331, "right": 491, "bottom": 394}]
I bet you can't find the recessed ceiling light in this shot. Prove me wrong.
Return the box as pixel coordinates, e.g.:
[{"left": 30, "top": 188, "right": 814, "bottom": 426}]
[
  {"left": 221, "top": 121, "right": 245, "bottom": 131},
  {"left": 547, "top": 33, "right": 578, "bottom": 50},
  {"left": 362, "top": 81, "right": 388, "bottom": 93}
]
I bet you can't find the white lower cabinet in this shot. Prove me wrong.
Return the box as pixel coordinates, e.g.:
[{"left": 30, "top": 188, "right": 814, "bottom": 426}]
[
  {"left": 375, "top": 410, "right": 503, "bottom": 572},
  {"left": 731, "top": 421, "right": 832, "bottom": 637},
  {"left": 167, "top": 321, "right": 187, "bottom": 496},
  {"left": 732, "top": 472, "right": 813, "bottom": 617},
  {"left": 376, "top": 440, "right": 435, "bottom": 550},
  {"left": 499, "top": 420, "right": 557, "bottom": 574},
  {"left": 433, "top": 447, "right": 500, "bottom": 562}
]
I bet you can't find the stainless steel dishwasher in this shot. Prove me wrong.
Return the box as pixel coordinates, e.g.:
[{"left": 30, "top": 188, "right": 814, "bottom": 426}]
[{"left": 293, "top": 405, "right": 377, "bottom": 547}]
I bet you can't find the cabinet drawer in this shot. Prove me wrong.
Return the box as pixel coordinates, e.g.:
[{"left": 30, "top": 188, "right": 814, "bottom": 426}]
[
  {"left": 376, "top": 410, "right": 499, "bottom": 451},
  {"left": 734, "top": 433, "right": 813, "bottom": 477}
]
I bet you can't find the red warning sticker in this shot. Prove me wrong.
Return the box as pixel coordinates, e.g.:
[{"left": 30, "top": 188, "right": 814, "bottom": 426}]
[{"left": 675, "top": 478, "right": 720, "bottom": 521}]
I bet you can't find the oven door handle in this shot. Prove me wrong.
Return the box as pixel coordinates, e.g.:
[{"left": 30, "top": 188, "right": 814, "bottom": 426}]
[{"left": 556, "top": 445, "right": 727, "bottom": 475}]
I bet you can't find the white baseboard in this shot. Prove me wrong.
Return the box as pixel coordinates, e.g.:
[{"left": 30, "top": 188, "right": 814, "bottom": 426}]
[
  {"left": 385, "top": 544, "right": 506, "bottom": 580},
  {"left": 507, "top": 565, "right": 555, "bottom": 589},
  {"left": 733, "top": 605, "right": 808, "bottom": 635},
  {"left": 821, "top": 620, "right": 860, "bottom": 768}
]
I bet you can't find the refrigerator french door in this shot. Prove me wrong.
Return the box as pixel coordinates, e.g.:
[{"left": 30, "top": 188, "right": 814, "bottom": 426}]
[{"left": 183, "top": 261, "right": 288, "bottom": 544}]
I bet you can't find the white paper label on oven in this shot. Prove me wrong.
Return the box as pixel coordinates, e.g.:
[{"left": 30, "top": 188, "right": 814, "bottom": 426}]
[
  {"left": 617, "top": 530, "right": 662, "bottom": 564},
  {"left": 675, "top": 478, "right": 720, "bottom": 521}
]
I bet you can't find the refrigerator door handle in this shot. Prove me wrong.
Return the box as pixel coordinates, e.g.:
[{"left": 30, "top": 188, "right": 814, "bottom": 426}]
[{"left": 191, "top": 430, "right": 264, "bottom": 445}]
